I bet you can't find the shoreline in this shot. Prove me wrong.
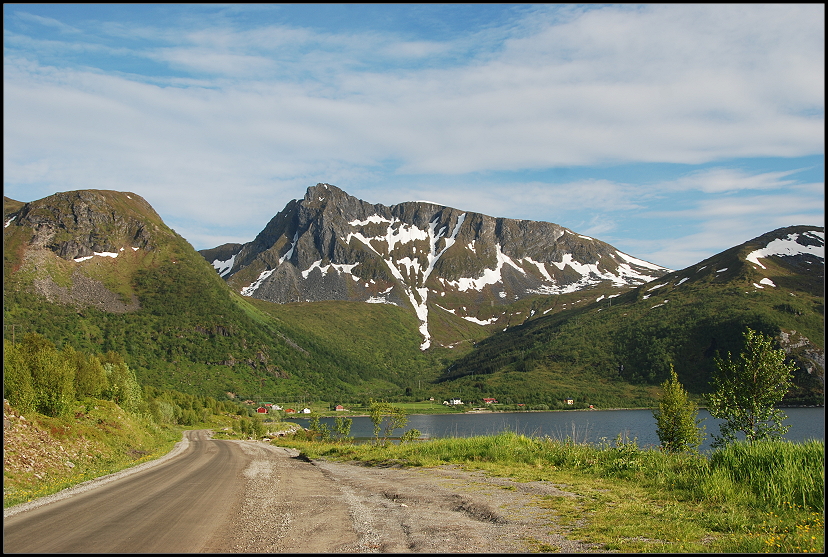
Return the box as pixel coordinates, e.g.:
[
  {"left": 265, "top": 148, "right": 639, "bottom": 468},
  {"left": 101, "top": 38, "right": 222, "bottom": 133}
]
[{"left": 286, "top": 403, "right": 824, "bottom": 420}]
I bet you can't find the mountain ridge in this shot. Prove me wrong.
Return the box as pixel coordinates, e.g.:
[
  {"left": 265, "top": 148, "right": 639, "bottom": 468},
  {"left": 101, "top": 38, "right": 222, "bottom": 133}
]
[
  {"left": 203, "top": 183, "right": 671, "bottom": 349},
  {"left": 3, "top": 189, "right": 447, "bottom": 402},
  {"left": 439, "top": 224, "right": 824, "bottom": 404}
]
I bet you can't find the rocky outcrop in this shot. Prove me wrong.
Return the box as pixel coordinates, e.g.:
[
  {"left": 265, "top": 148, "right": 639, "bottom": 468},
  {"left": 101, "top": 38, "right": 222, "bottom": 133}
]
[
  {"left": 4, "top": 190, "right": 169, "bottom": 314},
  {"left": 778, "top": 329, "right": 825, "bottom": 386},
  {"left": 10, "top": 190, "right": 161, "bottom": 260}
]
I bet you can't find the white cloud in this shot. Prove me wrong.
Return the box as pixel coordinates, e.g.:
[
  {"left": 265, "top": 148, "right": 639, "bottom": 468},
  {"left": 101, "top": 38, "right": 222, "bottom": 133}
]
[
  {"left": 6, "top": 5, "right": 823, "bottom": 174},
  {"left": 13, "top": 12, "right": 83, "bottom": 34},
  {"left": 616, "top": 187, "right": 825, "bottom": 269},
  {"left": 659, "top": 168, "right": 805, "bottom": 194}
]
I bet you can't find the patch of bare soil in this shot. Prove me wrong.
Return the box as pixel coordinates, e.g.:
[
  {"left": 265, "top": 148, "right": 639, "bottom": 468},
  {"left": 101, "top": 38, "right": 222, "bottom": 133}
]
[{"left": 218, "top": 441, "right": 611, "bottom": 554}]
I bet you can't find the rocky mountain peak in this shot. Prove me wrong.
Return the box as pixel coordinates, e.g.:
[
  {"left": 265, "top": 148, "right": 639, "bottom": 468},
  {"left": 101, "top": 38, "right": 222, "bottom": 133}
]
[
  {"left": 6, "top": 190, "right": 161, "bottom": 261},
  {"left": 203, "top": 184, "right": 671, "bottom": 349}
]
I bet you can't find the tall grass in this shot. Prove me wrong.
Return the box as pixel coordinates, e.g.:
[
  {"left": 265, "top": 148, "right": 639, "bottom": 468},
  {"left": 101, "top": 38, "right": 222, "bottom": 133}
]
[
  {"left": 283, "top": 432, "right": 824, "bottom": 514},
  {"left": 706, "top": 439, "right": 824, "bottom": 512}
]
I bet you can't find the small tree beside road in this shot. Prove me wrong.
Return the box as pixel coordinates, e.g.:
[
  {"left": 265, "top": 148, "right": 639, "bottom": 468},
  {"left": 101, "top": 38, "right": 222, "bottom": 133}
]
[
  {"left": 706, "top": 327, "right": 796, "bottom": 448},
  {"left": 369, "top": 401, "right": 410, "bottom": 445},
  {"left": 653, "top": 365, "right": 705, "bottom": 453}
]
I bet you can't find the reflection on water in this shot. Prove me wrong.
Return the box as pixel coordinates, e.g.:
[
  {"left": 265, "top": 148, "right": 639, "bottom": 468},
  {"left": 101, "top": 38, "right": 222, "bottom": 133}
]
[{"left": 304, "top": 407, "right": 823, "bottom": 453}]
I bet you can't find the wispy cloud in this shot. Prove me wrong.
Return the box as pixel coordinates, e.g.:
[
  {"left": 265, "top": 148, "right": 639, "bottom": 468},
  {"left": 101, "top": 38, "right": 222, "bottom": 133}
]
[
  {"left": 13, "top": 12, "right": 83, "bottom": 34},
  {"left": 659, "top": 168, "right": 806, "bottom": 193}
]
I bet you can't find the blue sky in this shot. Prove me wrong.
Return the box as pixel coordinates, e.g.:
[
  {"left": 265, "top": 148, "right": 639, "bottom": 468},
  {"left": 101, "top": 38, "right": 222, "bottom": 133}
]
[{"left": 3, "top": 4, "right": 824, "bottom": 269}]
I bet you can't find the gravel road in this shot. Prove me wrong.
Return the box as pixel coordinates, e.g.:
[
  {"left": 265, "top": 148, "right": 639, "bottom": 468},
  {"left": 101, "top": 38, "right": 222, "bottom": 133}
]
[
  {"left": 5, "top": 430, "right": 609, "bottom": 553},
  {"left": 208, "top": 438, "right": 609, "bottom": 553}
]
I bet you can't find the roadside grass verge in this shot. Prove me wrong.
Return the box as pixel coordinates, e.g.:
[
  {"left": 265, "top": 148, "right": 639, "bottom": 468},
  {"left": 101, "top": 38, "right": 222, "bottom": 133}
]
[
  {"left": 4, "top": 400, "right": 181, "bottom": 509},
  {"left": 276, "top": 432, "right": 824, "bottom": 553}
]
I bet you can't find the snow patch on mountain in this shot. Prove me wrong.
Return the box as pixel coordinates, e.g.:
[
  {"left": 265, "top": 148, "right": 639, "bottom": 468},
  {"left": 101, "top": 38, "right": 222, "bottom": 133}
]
[
  {"left": 241, "top": 268, "right": 276, "bottom": 296},
  {"left": 301, "top": 260, "right": 359, "bottom": 279},
  {"left": 345, "top": 212, "right": 467, "bottom": 349},
  {"left": 349, "top": 215, "right": 392, "bottom": 226},
  {"left": 445, "top": 244, "right": 525, "bottom": 292},
  {"left": 615, "top": 251, "right": 670, "bottom": 272},
  {"left": 212, "top": 254, "right": 236, "bottom": 277},
  {"left": 436, "top": 304, "right": 498, "bottom": 325},
  {"left": 280, "top": 232, "right": 299, "bottom": 264},
  {"left": 746, "top": 231, "right": 825, "bottom": 269},
  {"left": 74, "top": 251, "right": 120, "bottom": 262},
  {"left": 522, "top": 256, "right": 554, "bottom": 282}
]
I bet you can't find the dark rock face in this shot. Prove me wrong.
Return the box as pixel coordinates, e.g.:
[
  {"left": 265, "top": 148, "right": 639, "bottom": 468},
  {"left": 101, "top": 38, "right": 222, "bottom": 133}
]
[
  {"left": 11, "top": 190, "right": 161, "bottom": 260},
  {"left": 203, "top": 183, "right": 670, "bottom": 349}
]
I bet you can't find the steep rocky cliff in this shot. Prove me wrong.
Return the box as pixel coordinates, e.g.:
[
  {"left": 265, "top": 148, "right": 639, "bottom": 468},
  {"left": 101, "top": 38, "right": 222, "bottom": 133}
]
[{"left": 203, "top": 184, "right": 670, "bottom": 349}]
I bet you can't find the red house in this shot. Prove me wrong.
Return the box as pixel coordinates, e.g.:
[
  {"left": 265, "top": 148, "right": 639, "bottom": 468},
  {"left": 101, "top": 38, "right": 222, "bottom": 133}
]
[
  {"left": 256, "top": 407, "right": 268, "bottom": 413},
  {"left": 482, "top": 398, "right": 498, "bottom": 404}
]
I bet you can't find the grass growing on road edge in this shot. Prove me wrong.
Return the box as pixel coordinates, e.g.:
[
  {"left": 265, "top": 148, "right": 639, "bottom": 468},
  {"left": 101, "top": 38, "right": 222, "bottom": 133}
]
[{"left": 276, "top": 432, "right": 824, "bottom": 553}]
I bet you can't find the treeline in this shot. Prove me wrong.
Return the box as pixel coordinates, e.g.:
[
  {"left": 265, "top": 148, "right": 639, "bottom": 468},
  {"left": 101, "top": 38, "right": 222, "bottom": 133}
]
[{"left": 3, "top": 332, "right": 237, "bottom": 425}]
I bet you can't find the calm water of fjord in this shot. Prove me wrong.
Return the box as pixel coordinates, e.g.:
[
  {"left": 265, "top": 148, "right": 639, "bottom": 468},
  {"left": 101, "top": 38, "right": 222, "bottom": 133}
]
[{"left": 314, "top": 407, "right": 824, "bottom": 453}]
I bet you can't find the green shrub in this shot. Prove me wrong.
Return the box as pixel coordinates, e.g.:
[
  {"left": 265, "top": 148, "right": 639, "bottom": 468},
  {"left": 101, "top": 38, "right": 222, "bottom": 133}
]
[
  {"left": 653, "top": 365, "right": 705, "bottom": 453},
  {"left": 16, "top": 334, "right": 76, "bottom": 417},
  {"left": 3, "top": 340, "right": 36, "bottom": 413}
]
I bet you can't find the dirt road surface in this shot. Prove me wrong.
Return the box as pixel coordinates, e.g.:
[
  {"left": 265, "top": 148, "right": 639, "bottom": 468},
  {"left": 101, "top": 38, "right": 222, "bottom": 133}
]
[{"left": 4, "top": 430, "right": 607, "bottom": 553}]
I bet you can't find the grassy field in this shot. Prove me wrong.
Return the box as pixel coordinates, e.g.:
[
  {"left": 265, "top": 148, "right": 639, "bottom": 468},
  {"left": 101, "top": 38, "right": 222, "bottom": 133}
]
[{"left": 278, "top": 432, "right": 824, "bottom": 553}]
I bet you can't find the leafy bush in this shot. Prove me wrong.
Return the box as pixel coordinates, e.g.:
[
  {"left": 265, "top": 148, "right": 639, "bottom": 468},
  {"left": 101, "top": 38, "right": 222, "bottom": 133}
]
[
  {"left": 653, "top": 365, "right": 705, "bottom": 452},
  {"left": 3, "top": 334, "right": 75, "bottom": 417}
]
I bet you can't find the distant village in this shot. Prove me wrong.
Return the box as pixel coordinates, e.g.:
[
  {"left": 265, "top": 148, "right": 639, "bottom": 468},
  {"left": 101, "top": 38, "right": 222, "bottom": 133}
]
[{"left": 236, "top": 396, "right": 594, "bottom": 415}]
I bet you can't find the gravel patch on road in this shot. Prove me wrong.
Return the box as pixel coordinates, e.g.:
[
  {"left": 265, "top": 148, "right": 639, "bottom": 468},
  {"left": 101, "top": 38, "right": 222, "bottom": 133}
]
[{"left": 220, "top": 440, "right": 611, "bottom": 553}]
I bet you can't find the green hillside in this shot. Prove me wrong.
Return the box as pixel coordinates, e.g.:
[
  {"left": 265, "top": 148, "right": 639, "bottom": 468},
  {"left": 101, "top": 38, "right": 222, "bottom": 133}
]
[
  {"left": 4, "top": 192, "right": 822, "bottom": 409},
  {"left": 439, "top": 226, "right": 824, "bottom": 406},
  {"left": 2, "top": 191, "right": 441, "bottom": 403},
  {"left": 3, "top": 249, "right": 444, "bottom": 403}
]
